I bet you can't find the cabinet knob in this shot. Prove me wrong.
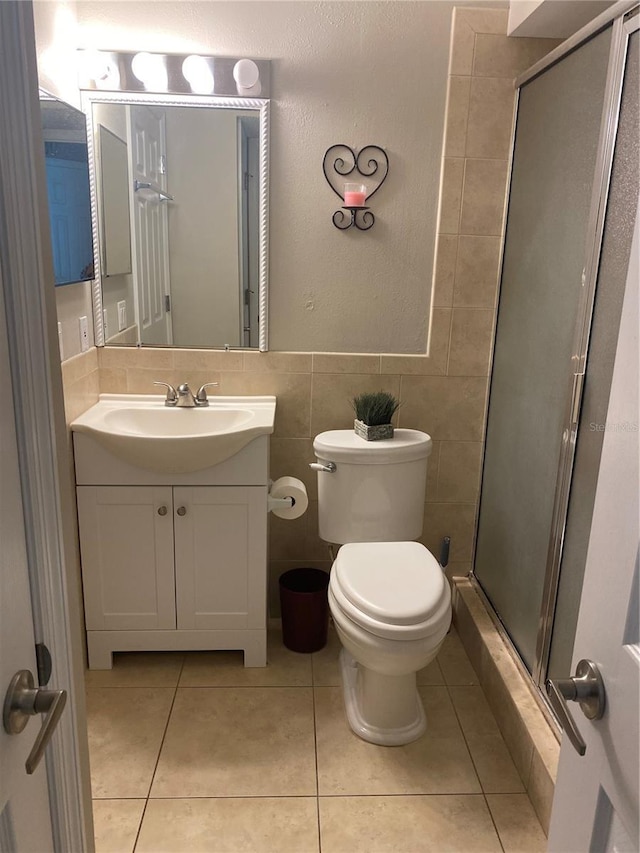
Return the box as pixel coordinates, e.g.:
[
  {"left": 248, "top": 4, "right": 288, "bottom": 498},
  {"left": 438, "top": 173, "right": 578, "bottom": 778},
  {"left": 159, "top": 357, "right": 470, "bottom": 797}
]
[
  {"left": 157, "top": 506, "right": 168, "bottom": 516},
  {"left": 176, "top": 506, "right": 187, "bottom": 517}
]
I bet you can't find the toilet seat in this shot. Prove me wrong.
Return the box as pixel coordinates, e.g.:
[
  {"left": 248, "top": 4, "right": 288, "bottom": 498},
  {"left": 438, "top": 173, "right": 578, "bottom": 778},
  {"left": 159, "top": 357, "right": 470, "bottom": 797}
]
[{"left": 330, "top": 542, "right": 451, "bottom": 642}]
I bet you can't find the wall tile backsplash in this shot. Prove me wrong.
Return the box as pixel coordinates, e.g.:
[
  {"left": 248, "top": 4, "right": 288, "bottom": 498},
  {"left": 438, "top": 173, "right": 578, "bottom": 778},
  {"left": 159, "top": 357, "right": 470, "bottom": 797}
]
[{"left": 60, "top": 10, "right": 559, "bottom": 614}]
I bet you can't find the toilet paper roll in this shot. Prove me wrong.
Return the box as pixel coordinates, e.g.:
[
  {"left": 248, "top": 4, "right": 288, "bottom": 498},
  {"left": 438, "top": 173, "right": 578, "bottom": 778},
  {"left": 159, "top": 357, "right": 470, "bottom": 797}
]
[{"left": 269, "top": 476, "right": 308, "bottom": 520}]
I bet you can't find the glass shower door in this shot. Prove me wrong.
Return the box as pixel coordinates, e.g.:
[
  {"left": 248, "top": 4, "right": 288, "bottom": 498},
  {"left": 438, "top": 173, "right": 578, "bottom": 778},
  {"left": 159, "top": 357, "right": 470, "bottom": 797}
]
[{"left": 473, "top": 26, "right": 613, "bottom": 673}]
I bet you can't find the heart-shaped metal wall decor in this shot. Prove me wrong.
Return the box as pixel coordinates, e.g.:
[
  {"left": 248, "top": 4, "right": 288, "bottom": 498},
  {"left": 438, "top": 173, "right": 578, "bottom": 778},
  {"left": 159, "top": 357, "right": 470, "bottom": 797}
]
[{"left": 322, "top": 144, "right": 389, "bottom": 230}]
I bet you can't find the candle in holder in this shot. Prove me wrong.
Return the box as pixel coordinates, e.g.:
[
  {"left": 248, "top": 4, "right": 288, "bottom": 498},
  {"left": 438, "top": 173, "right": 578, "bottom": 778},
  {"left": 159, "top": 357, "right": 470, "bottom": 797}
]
[{"left": 344, "top": 182, "right": 367, "bottom": 207}]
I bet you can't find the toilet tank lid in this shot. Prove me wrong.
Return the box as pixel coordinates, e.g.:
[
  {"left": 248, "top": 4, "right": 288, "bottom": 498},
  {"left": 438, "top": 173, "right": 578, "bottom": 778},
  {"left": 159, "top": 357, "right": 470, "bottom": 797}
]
[
  {"left": 313, "top": 429, "right": 432, "bottom": 463},
  {"left": 334, "top": 542, "right": 445, "bottom": 626}
]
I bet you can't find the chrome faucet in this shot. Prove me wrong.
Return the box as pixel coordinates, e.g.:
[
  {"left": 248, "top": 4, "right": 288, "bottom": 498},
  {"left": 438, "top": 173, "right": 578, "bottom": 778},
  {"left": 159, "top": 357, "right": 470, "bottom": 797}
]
[
  {"left": 154, "top": 381, "right": 219, "bottom": 407},
  {"left": 176, "top": 383, "right": 197, "bottom": 407}
]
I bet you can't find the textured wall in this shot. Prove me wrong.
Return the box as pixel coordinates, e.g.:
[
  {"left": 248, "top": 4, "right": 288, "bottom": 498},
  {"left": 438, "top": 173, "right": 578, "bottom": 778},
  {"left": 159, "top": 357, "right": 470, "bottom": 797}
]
[
  {"left": 76, "top": 0, "right": 457, "bottom": 353},
  {"left": 61, "top": 9, "right": 559, "bottom": 619}
]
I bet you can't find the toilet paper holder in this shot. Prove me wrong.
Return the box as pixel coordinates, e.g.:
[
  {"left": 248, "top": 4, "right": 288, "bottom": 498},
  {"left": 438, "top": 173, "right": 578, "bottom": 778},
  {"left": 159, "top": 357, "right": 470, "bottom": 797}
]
[
  {"left": 267, "top": 494, "right": 294, "bottom": 513},
  {"left": 268, "top": 476, "right": 309, "bottom": 519}
]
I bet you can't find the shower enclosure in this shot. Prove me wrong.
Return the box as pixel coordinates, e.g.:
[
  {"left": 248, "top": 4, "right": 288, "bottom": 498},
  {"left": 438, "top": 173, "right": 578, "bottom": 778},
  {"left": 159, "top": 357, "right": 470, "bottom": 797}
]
[{"left": 474, "top": 3, "right": 639, "bottom": 698}]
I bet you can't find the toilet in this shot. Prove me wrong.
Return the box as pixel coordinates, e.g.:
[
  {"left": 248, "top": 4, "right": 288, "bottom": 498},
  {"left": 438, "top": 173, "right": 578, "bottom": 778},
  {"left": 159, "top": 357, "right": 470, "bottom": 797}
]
[{"left": 312, "top": 429, "right": 451, "bottom": 746}]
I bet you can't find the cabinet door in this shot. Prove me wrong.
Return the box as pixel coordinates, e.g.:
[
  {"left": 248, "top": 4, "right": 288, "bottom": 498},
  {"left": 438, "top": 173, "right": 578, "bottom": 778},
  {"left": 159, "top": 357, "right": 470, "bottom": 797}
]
[
  {"left": 77, "top": 486, "right": 175, "bottom": 630},
  {"left": 174, "top": 486, "right": 267, "bottom": 630}
]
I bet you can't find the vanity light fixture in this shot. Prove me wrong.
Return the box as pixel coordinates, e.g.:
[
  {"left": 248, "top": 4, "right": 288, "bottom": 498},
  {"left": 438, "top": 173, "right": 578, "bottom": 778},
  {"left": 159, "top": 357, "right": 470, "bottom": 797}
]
[
  {"left": 131, "top": 52, "right": 168, "bottom": 92},
  {"left": 323, "top": 144, "right": 389, "bottom": 231},
  {"left": 77, "top": 50, "right": 271, "bottom": 98},
  {"left": 79, "top": 49, "right": 120, "bottom": 90},
  {"left": 182, "top": 55, "right": 215, "bottom": 95},
  {"left": 233, "top": 59, "right": 260, "bottom": 93}
]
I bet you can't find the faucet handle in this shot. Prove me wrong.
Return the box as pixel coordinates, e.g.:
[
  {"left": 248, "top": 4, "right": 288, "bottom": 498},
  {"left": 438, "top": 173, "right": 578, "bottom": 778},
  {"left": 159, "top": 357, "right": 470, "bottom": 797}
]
[
  {"left": 153, "top": 381, "right": 177, "bottom": 406},
  {"left": 196, "top": 382, "right": 219, "bottom": 406}
]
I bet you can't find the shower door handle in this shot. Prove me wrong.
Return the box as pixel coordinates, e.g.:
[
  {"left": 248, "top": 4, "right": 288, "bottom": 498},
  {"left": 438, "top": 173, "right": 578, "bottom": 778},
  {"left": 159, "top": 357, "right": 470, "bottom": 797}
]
[{"left": 546, "top": 659, "right": 606, "bottom": 756}]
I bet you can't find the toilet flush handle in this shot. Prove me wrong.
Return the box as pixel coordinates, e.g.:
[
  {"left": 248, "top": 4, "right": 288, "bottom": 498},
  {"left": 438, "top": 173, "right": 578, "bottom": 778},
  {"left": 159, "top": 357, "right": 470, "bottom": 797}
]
[{"left": 309, "top": 462, "right": 337, "bottom": 473}]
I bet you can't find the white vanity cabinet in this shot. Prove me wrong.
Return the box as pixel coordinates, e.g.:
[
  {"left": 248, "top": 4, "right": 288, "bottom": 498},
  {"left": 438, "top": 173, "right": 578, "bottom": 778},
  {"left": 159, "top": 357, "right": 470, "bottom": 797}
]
[{"left": 73, "top": 431, "right": 270, "bottom": 669}]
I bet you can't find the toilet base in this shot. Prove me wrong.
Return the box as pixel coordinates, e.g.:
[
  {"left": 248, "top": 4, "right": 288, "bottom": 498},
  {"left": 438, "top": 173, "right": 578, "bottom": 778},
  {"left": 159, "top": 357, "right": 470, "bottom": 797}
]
[{"left": 339, "top": 649, "right": 426, "bottom": 746}]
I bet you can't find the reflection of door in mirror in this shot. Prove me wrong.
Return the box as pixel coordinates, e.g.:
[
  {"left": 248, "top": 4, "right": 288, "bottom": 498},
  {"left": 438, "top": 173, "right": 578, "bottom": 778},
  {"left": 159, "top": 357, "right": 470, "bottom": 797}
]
[
  {"left": 98, "top": 126, "right": 131, "bottom": 278},
  {"left": 129, "top": 106, "right": 173, "bottom": 346},
  {"left": 239, "top": 116, "right": 260, "bottom": 347}
]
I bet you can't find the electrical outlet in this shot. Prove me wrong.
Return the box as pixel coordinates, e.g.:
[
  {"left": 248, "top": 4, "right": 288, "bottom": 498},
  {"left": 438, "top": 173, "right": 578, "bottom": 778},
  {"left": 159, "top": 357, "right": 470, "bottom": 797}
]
[
  {"left": 103, "top": 309, "right": 108, "bottom": 341},
  {"left": 79, "top": 316, "right": 89, "bottom": 353},
  {"left": 57, "top": 322, "right": 64, "bottom": 361},
  {"left": 117, "top": 301, "right": 127, "bottom": 332}
]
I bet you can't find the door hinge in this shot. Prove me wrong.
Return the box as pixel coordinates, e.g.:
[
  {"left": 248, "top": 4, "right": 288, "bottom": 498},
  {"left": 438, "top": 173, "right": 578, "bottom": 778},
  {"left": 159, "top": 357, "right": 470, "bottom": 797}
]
[
  {"left": 159, "top": 154, "right": 167, "bottom": 175},
  {"left": 35, "top": 642, "right": 53, "bottom": 686},
  {"left": 165, "top": 294, "right": 171, "bottom": 313},
  {"left": 243, "top": 171, "right": 249, "bottom": 191}
]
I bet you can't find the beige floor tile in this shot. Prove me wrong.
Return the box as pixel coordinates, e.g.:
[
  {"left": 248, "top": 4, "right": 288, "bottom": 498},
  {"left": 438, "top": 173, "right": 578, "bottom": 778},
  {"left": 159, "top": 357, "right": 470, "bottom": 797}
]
[
  {"left": 92, "top": 799, "right": 145, "bottom": 853},
  {"left": 417, "top": 658, "right": 445, "bottom": 685},
  {"left": 450, "top": 686, "right": 525, "bottom": 793},
  {"left": 312, "top": 623, "right": 342, "bottom": 686},
  {"left": 86, "top": 687, "right": 174, "bottom": 798},
  {"left": 319, "top": 795, "right": 502, "bottom": 852},
  {"left": 85, "top": 652, "right": 184, "bottom": 688},
  {"left": 315, "top": 686, "right": 480, "bottom": 795},
  {"left": 136, "top": 797, "right": 319, "bottom": 853},
  {"left": 151, "top": 687, "right": 317, "bottom": 797},
  {"left": 180, "top": 630, "right": 312, "bottom": 687},
  {"left": 487, "top": 793, "right": 547, "bottom": 852},
  {"left": 437, "top": 629, "right": 479, "bottom": 685}
]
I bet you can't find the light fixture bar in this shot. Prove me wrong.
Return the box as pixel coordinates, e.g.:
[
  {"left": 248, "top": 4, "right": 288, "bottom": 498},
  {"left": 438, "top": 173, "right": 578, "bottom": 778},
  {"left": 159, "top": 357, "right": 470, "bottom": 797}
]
[{"left": 77, "top": 50, "right": 271, "bottom": 98}]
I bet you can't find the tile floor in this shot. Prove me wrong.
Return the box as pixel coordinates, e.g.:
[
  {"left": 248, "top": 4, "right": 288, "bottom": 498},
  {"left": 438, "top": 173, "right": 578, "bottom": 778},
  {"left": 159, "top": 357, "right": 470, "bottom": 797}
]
[{"left": 87, "top": 627, "right": 547, "bottom": 852}]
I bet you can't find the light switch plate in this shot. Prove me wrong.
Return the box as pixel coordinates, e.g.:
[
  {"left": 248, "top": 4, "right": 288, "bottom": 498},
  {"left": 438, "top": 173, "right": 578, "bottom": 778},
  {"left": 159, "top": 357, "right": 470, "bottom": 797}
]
[
  {"left": 117, "top": 301, "right": 127, "bottom": 332},
  {"left": 79, "top": 316, "right": 89, "bottom": 352}
]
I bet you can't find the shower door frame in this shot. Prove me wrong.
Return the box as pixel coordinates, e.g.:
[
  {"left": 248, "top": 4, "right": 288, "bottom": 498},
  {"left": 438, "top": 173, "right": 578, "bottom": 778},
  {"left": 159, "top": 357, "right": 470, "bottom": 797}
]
[{"left": 471, "top": 0, "right": 640, "bottom": 695}]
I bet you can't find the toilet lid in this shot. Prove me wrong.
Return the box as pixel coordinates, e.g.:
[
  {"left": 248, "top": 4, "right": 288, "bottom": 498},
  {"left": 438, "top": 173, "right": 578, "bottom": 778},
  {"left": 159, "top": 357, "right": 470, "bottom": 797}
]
[{"left": 333, "top": 542, "right": 446, "bottom": 626}]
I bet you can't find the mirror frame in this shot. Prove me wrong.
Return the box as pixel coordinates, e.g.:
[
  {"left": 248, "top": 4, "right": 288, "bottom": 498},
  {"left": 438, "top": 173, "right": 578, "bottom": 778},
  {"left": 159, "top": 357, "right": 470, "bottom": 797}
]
[{"left": 81, "top": 89, "right": 270, "bottom": 351}]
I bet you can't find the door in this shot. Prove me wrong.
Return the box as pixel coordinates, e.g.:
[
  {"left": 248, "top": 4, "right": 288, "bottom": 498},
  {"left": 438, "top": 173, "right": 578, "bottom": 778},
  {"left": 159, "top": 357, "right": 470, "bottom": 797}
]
[
  {"left": 78, "top": 486, "right": 176, "bottom": 631},
  {"left": 174, "top": 486, "right": 267, "bottom": 630},
  {"left": 548, "top": 196, "right": 639, "bottom": 850},
  {"left": 473, "top": 23, "right": 614, "bottom": 673},
  {"left": 1, "top": 2, "right": 88, "bottom": 848},
  {"left": 128, "top": 105, "right": 172, "bottom": 345},
  {"left": 0, "top": 270, "right": 55, "bottom": 850}
]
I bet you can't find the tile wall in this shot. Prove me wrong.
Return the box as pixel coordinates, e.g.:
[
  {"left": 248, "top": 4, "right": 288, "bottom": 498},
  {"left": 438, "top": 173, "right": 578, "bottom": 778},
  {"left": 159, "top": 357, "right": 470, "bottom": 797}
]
[{"left": 60, "top": 11, "right": 559, "bottom": 616}]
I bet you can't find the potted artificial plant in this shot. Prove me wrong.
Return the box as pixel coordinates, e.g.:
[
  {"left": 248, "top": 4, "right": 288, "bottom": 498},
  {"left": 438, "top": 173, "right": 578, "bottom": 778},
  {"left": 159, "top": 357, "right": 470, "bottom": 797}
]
[{"left": 352, "top": 391, "right": 400, "bottom": 441}]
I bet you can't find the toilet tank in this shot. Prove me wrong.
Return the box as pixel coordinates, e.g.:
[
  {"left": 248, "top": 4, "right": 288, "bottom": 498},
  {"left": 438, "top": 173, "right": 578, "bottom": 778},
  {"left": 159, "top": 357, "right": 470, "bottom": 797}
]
[{"left": 313, "top": 429, "right": 432, "bottom": 544}]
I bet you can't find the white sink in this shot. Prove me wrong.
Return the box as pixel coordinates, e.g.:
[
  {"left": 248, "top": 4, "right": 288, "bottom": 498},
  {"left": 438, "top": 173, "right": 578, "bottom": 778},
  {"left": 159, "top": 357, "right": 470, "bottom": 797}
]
[{"left": 70, "top": 394, "right": 276, "bottom": 473}]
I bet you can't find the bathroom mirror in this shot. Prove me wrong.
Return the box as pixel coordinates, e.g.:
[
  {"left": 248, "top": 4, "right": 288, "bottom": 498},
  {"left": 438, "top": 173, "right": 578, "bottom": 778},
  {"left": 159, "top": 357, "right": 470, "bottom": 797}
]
[
  {"left": 40, "top": 91, "right": 94, "bottom": 287},
  {"left": 82, "top": 91, "right": 269, "bottom": 350}
]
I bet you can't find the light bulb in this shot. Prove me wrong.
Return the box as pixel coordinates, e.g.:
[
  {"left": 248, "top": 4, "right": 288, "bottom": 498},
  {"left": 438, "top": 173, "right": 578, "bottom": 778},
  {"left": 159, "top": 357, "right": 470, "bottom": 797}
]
[
  {"left": 131, "top": 52, "right": 167, "bottom": 91},
  {"left": 182, "top": 55, "right": 214, "bottom": 94},
  {"left": 233, "top": 59, "right": 259, "bottom": 90},
  {"left": 79, "top": 50, "right": 120, "bottom": 89}
]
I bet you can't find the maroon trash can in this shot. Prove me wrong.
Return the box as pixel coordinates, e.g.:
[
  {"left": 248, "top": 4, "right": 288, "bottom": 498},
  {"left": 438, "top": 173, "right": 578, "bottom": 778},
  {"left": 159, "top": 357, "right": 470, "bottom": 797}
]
[{"left": 279, "top": 568, "right": 330, "bottom": 653}]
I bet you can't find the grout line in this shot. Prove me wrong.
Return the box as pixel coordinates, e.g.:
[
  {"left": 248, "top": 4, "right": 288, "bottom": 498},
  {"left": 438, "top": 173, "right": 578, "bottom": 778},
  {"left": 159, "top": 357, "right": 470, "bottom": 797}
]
[
  {"left": 312, "top": 679, "right": 322, "bottom": 852},
  {"left": 141, "top": 792, "right": 490, "bottom": 800},
  {"left": 484, "top": 792, "right": 507, "bottom": 853},
  {"left": 132, "top": 661, "right": 184, "bottom": 851},
  {"left": 445, "top": 679, "right": 488, "bottom": 796},
  {"left": 443, "top": 678, "right": 503, "bottom": 851}
]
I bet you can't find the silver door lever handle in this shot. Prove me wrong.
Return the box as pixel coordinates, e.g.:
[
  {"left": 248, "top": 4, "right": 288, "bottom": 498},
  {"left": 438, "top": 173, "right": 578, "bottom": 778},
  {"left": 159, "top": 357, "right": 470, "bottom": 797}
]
[
  {"left": 309, "top": 462, "right": 337, "bottom": 473},
  {"left": 3, "top": 669, "right": 67, "bottom": 774},
  {"left": 546, "top": 659, "right": 605, "bottom": 757}
]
